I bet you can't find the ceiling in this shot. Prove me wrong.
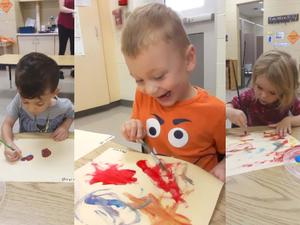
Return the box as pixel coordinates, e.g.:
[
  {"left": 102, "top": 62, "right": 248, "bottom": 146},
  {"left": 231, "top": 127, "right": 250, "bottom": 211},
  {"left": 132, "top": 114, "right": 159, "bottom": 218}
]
[{"left": 238, "top": 1, "right": 263, "bottom": 18}]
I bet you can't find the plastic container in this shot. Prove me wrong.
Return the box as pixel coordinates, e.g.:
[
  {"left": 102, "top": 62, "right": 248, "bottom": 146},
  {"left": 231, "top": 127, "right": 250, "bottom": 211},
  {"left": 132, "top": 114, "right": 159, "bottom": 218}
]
[
  {"left": 18, "top": 26, "right": 36, "bottom": 33},
  {"left": 283, "top": 146, "right": 300, "bottom": 180}
]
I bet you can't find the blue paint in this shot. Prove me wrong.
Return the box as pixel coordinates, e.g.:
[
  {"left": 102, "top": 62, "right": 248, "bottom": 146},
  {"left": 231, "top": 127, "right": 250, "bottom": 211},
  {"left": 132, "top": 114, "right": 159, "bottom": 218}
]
[
  {"left": 75, "top": 189, "right": 141, "bottom": 225},
  {"left": 85, "top": 194, "right": 125, "bottom": 208},
  {"left": 295, "top": 155, "right": 300, "bottom": 163},
  {"left": 257, "top": 148, "right": 265, "bottom": 153}
]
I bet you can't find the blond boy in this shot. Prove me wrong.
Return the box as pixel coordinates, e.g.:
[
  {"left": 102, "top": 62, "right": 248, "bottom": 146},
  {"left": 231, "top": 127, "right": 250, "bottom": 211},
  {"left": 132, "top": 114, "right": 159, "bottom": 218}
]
[{"left": 121, "top": 3, "right": 225, "bottom": 181}]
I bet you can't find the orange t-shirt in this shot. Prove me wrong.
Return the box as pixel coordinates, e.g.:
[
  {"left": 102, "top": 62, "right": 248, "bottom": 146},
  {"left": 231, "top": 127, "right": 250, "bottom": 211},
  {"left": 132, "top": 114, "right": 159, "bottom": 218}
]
[{"left": 132, "top": 87, "right": 225, "bottom": 171}]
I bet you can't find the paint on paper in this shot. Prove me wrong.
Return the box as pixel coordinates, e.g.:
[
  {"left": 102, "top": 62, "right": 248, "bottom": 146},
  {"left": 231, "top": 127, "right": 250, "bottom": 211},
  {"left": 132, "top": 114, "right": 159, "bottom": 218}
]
[
  {"left": 126, "top": 193, "right": 192, "bottom": 225},
  {"left": 21, "top": 154, "right": 34, "bottom": 161},
  {"left": 75, "top": 189, "right": 141, "bottom": 225},
  {"left": 88, "top": 163, "right": 137, "bottom": 185},
  {"left": 41, "top": 148, "right": 51, "bottom": 157},
  {"left": 226, "top": 130, "right": 300, "bottom": 176},
  {"left": 136, "top": 160, "right": 184, "bottom": 203}
]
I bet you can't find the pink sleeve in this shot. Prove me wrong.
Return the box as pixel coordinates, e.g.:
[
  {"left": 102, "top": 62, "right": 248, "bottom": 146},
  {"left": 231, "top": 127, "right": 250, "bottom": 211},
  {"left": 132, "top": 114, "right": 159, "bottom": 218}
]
[
  {"left": 290, "top": 98, "right": 300, "bottom": 115},
  {"left": 230, "top": 88, "right": 254, "bottom": 110}
]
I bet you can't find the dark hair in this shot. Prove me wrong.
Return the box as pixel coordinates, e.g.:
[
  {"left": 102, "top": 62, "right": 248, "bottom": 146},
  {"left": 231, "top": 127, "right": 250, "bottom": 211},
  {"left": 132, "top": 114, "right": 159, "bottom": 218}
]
[{"left": 15, "top": 52, "right": 59, "bottom": 99}]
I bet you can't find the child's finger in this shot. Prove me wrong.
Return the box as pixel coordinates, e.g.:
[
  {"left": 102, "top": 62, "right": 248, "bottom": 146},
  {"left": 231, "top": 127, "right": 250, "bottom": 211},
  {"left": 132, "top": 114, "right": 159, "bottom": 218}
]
[
  {"left": 288, "top": 125, "right": 292, "bottom": 134},
  {"left": 129, "top": 121, "right": 138, "bottom": 140},
  {"left": 136, "top": 121, "right": 144, "bottom": 139},
  {"left": 268, "top": 123, "right": 277, "bottom": 128},
  {"left": 5, "top": 151, "right": 19, "bottom": 162}
]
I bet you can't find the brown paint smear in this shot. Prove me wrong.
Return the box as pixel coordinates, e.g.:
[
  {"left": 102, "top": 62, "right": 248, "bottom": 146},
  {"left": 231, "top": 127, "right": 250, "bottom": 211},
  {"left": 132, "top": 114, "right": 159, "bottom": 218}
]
[{"left": 126, "top": 193, "right": 192, "bottom": 225}]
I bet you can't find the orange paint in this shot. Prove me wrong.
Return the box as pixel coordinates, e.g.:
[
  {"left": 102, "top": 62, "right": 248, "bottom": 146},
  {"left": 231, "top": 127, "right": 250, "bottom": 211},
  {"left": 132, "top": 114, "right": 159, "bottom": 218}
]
[{"left": 126, "top": 193, "right": 192, "bottom": 225}]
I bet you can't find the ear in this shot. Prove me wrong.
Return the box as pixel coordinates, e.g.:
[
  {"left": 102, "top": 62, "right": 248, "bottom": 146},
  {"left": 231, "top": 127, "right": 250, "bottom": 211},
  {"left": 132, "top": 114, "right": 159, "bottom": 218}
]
[
  {"left": 53, "top": 88, "right": 60, "bottom": 96},
  {"left": 185, "top": 44, "right": 196, "bottom": 73}
]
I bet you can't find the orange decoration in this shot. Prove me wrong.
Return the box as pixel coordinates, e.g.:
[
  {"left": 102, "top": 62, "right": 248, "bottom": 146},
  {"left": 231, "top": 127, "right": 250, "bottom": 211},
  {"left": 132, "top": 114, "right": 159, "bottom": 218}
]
[
  {"left": 0, "top": 0, "right": 12, "bottom": 13},
  {"left": 287, "top": 31, "right": 300, "bottom": 44}
]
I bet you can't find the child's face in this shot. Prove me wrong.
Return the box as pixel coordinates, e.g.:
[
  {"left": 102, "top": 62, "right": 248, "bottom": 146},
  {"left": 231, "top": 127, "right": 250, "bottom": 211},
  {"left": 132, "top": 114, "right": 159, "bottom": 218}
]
[
  {"left": 253, "top": 75, "right": 279, "bottom": 105},
  {"left": 124, "top": 41, "right": 196, "bottom": 107},
  {"left": 20, "top": 89, "right": 58, "bottom": 116}
]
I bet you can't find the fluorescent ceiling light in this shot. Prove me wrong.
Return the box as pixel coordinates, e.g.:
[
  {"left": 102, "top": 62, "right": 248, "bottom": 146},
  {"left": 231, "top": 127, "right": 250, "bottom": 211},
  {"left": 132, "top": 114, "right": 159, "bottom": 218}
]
[{"left": 166, "top": 0, "right": 205, "bottom": 11}]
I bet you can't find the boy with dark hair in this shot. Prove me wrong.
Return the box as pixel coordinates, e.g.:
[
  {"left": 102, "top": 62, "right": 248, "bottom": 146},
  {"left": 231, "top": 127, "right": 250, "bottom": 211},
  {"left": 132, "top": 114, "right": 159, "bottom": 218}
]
[{"left": 1, "top": 52, "right": 74, "bottom": 162}]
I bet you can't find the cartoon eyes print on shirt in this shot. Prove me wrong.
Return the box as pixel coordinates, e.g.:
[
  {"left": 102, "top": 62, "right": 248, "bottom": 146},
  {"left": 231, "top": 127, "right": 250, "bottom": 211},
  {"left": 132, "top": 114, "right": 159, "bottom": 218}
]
[{"left": 146, "top": 114, "right": 191, "bottom": 148}]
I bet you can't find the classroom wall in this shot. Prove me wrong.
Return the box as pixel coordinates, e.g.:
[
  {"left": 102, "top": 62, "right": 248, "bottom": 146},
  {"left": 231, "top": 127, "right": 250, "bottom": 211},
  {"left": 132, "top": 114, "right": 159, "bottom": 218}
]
[
  {"left": 263, "top": 0, "right": 300, "bottom": 65},
  {"left": 108, "top": 1, "right": 136, "bottom": 101},
  {"left": 0, "top": 0, "right": 23, "bottom": 53},
  {"left": 98, "top": 0, "right": 120, "bottom": 102},
  {"left": 180, "top": 0, "right": 226, "bottom": 100},
  {"left": 225, "top": 0, "right": 252, "bottom": 60}
]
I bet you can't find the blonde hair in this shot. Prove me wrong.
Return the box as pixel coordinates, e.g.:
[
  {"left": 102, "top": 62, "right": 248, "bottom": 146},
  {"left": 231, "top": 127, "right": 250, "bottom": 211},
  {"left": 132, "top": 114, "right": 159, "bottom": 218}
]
[
  {"left": 121, "top": 3, "right": 190, "bottom": 58},
  {"left": 251, "top": 50, "right": 299, "bottom": 110}
]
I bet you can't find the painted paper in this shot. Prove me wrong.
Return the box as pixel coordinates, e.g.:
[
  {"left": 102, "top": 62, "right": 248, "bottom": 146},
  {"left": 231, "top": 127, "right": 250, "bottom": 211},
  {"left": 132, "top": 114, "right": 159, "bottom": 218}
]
[
  {"left": 75, "top": 148, "right": 223, "bottom": 225},
  {"left": 226, "top": 130, "right": 300, "bottom": 176},
  {"left": 0, "top": 137, "right": 74, "bottom": 182}
]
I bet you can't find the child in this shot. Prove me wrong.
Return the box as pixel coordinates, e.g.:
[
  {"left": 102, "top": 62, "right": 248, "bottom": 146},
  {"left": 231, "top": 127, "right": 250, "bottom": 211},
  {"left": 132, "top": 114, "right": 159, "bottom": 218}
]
[
  {"left": 1, "top": 52, "right": 74, "bottom": 162},
  {"left": 121, "top": 3, "right": 225, "bottom": 181},
  {"left": 227, "top": 50, "right": 300, "bottom": 137}
]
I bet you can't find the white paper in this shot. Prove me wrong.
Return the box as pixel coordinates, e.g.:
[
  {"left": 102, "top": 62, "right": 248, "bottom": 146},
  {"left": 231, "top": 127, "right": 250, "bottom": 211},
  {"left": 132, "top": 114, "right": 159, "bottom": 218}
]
[
  {"left": 76, "top": 0, "right": 91, "bottom": 7},
  {"left": 75, "top": 6, "right": 85, "bottom": 55},
  {"left": 75, "top": 148, "right": 223, "bottom": 225},
  {"left": 0, "top": 137, "right": 74, "bottom": 182},
  {"left": 226, "top": 130, "right": 300, "bottom": 176},
  {"left": 25, "top": 18, "right": 35, "bottom": 27},
  {"left": 75, "top": 129, "right": 114, "bottom": 160}
]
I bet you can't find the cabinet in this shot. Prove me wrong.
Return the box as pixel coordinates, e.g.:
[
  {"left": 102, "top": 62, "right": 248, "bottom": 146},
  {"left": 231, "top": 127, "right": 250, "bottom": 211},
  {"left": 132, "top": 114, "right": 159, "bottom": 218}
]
[
  {"left": 17, "top": 33, "right": 71, "bottom": 55},
  {"left": 75, "top": 0, "right": 110, "bottom": 112},
  {"left": 17, "top": 34, "right": 55, "bottom": 54}
]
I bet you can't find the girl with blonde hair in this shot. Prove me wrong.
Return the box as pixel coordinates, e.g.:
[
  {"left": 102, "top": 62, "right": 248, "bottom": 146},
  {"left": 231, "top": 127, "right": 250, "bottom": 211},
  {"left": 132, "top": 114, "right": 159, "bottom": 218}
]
[{"left": 227, "top": 50, "right": 300, "bottom": 136}]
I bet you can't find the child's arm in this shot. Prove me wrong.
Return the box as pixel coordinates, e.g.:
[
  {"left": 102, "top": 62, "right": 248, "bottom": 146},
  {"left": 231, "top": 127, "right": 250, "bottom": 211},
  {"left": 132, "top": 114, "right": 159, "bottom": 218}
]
[
  {"left": 210, "top": 159, "right": 225, "bottom": 182},
  {"left": 51, "top": 117, "right": 73, "bottom": 141},
  {"left": 121, "top": 119, "right": 146, "bottom": 142},
  {"left": 226, "top": 103, "right": 248, "bottom": 132},
  {"left": 1, "top": 116, "right": 22, "bottom": 161},
  {"left": 269, "top": 115, "right": 300, "bottom": 137}
]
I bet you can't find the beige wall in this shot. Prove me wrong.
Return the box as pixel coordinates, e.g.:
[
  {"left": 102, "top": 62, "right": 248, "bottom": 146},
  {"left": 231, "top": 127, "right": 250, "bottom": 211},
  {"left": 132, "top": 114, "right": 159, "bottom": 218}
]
[
  {"left": 98, "top": 0, "right": 120, "bottom": 102},
  {"left": 215, "top": 0, "right": 226, "bottom": 100},
  {"left": 0, "top": 0, "right": 23, "bottom": 53},
  {"left": 225, "top": 0, "right": 253, "bottom": 60},
  {"left": 264, "top": 0, "right": 300, "bottom": 65}
]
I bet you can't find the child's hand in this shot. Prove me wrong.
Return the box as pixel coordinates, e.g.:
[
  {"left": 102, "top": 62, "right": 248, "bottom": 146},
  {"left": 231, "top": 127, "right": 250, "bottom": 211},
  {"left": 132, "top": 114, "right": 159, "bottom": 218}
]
[
  {"left": 4, "top": 143, "right": 22, "bottom": 162},
  {"left": 122, "top": 119, "right": 146, "bottom": 142},
  {"left": 51, "top": 125, "right": 69, "bottom": 141},
  {"left": 269, "top": 116, "right": 292, "bottom": 137},
  {"left": 210, "top": 160, "right": 225, "bottom": 182},
  {"left": 227, "top": 107, "right": 247, "bottom": 131}
]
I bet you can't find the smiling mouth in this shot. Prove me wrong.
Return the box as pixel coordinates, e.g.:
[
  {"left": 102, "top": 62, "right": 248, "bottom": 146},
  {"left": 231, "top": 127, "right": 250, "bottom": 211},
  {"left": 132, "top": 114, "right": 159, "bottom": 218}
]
[{"left": 158, "top": 91, "right": 171, "bottom": 99}]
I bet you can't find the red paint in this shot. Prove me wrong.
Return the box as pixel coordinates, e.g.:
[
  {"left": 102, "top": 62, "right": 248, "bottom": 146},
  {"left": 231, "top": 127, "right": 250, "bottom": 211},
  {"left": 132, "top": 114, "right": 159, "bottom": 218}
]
[
  {"left": 88, "top": 163, "right": 137, "bottom": 185},
  {"left": 136, "top": 160, "right": 183, "bottom": 203},
  {"left": 41, "top": 148, "right": 51, "bottom": 157},
  {"left": 272, "top": 148, "right": 292, "bottom": 163},
  {"left": 21, "top": 154, "right": 34, "bottom": 161}
]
